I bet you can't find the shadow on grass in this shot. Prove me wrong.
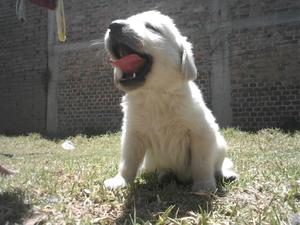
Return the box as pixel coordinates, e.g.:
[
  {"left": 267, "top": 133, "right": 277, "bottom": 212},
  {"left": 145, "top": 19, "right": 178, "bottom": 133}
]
[
  {"left": 0, "top": 189, "right": 31, "bottom": 224},
  {"left": 116, "top": 175, "right": 215, "bottom": 224},
  {"left": 232, "top": 117, "right": 300, "bottom": 135}
]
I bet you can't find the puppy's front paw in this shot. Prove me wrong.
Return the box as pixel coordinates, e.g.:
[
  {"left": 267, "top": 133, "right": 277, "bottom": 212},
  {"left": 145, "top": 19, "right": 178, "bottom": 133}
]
[
  {"left": 104, "top": 175, "right": 127, "bottom": 189},
  {"left": 192, "top": 179, "right": 217, "bottom": 193}
]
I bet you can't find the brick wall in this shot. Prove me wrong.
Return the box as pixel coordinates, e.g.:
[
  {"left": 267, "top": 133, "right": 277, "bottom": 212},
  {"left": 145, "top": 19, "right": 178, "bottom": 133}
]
[
  {"left": 227, "top": 0, "right": 300, "bottom": 130},
  {"left": 230, "top": 22, "right": 300, "bottom": 130},
  {"left": 1, "top": 0, "right": 299, "bottom": 135},
  {"left": 56, "top": 48, "right": 122, "bottom": 135},
  {"left": 51, "top": 0, "right": 300, "bottom": 134},
  {"left": 0, "top": 1, "right": 48, "bottom": 134}
]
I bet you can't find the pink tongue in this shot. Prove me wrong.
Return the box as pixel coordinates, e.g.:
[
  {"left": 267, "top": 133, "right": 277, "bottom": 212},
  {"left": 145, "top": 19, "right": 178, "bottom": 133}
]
[{"left": 110, "top": 54, "right": 145, "bottom": 73}]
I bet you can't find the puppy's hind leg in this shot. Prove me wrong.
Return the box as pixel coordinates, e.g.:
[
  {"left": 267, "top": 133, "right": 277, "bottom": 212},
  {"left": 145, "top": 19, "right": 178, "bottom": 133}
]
[{"left": 104, "top": 131, "right": 145, "bottom": 189}]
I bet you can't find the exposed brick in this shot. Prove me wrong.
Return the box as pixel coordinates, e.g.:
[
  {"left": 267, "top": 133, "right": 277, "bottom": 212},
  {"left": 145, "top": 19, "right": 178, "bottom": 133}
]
[
  {"left": 0, "top": 1, "right": 47, "bottom": 134},
  {"left": 230, "top": 21, "right": 300, "bottom": 130}
]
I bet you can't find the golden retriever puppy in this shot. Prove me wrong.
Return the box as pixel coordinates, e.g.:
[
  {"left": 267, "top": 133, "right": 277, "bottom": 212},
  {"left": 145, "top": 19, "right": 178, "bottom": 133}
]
[{"left": 104, "top": 11, "right": 237, "bottom": 192}]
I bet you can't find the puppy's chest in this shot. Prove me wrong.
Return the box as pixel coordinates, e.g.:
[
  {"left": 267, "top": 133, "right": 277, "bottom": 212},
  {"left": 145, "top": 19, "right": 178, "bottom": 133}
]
[
  {"left": 144, "top": 115, "right": 185, "bottom": 137},
  {"left": 131, "top": 98, "right": 189, "bottom": 146}
]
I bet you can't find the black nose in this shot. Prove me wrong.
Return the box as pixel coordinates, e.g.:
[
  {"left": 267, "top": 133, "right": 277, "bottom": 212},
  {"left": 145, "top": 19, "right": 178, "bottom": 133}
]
[{"left": 109, "top": 22, "right": 126, "bottom": 32}]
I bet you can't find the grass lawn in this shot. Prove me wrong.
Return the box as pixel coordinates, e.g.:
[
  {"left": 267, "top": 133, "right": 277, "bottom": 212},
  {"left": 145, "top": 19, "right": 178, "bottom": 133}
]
[{"left": 0, "top": 129, "right": 299, "bottom": 224}]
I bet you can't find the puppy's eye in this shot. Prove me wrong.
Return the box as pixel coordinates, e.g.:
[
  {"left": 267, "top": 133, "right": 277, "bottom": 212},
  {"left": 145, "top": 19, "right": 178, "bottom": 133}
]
[{"left": 145, "top": 22, "right": 161, "bottom": 34}]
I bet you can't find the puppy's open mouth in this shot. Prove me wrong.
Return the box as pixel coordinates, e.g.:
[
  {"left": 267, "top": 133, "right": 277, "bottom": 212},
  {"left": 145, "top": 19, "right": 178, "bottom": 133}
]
[{"left": 109, "top": 42, "right": 152, "bottom": 85}]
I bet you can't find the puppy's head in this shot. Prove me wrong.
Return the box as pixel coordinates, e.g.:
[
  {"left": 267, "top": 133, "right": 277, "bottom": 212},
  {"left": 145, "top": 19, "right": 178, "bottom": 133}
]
[{"left": 105, "top": 11, "right": 197, "bottom": 92}]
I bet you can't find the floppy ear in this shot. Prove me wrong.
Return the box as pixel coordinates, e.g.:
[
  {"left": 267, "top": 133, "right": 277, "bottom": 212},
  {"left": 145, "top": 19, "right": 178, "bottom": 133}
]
[{"left": 181, "top": 40, "right": 197, "bottom": 80}]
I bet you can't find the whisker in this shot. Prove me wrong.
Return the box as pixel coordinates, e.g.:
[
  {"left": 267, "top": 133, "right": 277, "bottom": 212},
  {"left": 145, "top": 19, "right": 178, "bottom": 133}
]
[{"left": 89, "top": 39, "right": 105, "bottom": 47}]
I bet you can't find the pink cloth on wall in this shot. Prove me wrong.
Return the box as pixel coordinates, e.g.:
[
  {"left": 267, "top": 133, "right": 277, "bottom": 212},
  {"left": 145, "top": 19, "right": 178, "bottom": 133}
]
[{"left": 29, "top": 0, "right": 57, "bottom": 10}]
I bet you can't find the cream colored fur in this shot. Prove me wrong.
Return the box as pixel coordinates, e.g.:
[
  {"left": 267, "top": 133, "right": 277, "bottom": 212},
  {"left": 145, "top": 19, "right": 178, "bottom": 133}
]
[{"left": 104, "top": 11, "right": 237, "bottom": 192}]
